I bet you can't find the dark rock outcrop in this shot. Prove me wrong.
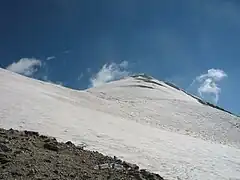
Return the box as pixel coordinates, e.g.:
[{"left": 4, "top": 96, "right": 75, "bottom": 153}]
[{"left": 0, "top": 127, "right": 165, "bottom": 180}]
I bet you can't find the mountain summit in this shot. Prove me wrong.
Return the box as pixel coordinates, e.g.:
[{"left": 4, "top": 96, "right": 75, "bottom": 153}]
[{"left": 0, "top": 68, "right": 239, "bottom": 180}]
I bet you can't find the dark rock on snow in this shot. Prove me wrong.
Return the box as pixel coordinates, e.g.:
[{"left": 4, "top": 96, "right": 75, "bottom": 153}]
[
  {"left": 24, "top": 130, "right": 39, "bottom": 136},
  {"left": 0, "top": 127, "right": 165, "bottom": 180}
]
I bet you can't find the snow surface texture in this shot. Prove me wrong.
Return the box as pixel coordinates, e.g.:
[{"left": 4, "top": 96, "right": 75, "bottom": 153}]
[{"left": 0, "top": 68, "right": 239, "bottom": 180}]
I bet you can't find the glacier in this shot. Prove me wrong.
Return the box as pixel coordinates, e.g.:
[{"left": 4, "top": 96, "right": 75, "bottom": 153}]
[{"left": 0, "top": 68, "right": 239, "bottom": 180}]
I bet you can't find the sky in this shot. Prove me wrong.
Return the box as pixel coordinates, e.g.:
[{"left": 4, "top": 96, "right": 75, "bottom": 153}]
[{"left": 0, "top": 0, "right": 239, "bottom": 115}]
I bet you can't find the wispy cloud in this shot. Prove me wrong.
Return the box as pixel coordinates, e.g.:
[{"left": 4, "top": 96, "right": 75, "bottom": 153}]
[
  {"left": 77, "top": 73, "right": 84, "bottom": 81},
  {"left": 86, "top": 68, "right": 91, "bottom": 73},
  {"left": 63, "top": 50, "right": 70, "bottom": 54},
  {"left": 42, "top": 75, "right": 48, "bottom": 81},
  {"left": 89, "top": 61, "right": 130, "bottom": 87},
  {"left": 46, "top": 56, "right": 56, "bottom": 61},
  {"left": 6, "top": 58, "right": 42, "bottom": 76},
  {"left": 42, "top": 75, "right": 64, "bottom": 86},
  {"left": 119, "top": 60, "right": 128, "bottom": 68},
  {"left": 55, "top": 81, "right": 64, "bottom": 86},
  {"left": 194, "top": 69, "right": 227, "bottom": 104}
]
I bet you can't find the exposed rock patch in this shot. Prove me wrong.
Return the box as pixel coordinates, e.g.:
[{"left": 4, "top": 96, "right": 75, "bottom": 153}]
[{"left": 0, "top": 128, "right": 164, "bottom": 180}]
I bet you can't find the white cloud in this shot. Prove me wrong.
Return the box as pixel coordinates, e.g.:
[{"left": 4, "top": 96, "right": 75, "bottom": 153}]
[
  {"left": 195, "top": 69, "right": 227, "bottom": 104},
  {"left": 90, "top": 61, "right": 130, "bottom": 87},
  {"left": 46, "top": 56, "right": 56, "bottom": 61},
  {"left": 119, "top": 60, "right": 128, "bottom": 68},
  {"left": 6, "top": 58, "right": 42, "bottom": 76},
  {"left": 197, "top": 69, "right": 227, "bottom": 82}
]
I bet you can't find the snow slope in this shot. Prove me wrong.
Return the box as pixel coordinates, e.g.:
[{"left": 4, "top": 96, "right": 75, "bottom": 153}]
[{"left": 0, "top": 68, "right": 239, "bottom": 180}]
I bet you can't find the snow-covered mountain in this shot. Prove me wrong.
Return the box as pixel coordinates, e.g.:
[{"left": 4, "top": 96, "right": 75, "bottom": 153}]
[{"left": 0, "top": 68, "right": 239, "bottom": 180}]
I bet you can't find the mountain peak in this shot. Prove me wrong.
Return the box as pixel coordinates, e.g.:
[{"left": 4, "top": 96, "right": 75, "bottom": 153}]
[
  {"left": 127, "top": 73, "right": 237, "bottom": 117},
  {"left": 130, "top": 73, "right": 154, "bottom": 80}
]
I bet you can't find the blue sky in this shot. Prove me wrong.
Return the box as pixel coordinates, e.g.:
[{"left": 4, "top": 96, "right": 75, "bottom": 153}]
[{"left": 0, "top": 0, "right": 239, "bottom": 115}]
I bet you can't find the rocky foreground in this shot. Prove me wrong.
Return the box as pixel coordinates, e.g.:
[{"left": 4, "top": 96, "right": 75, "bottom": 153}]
[{"left": 0, "top": 128, "right": 164, "bottom": 180}]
